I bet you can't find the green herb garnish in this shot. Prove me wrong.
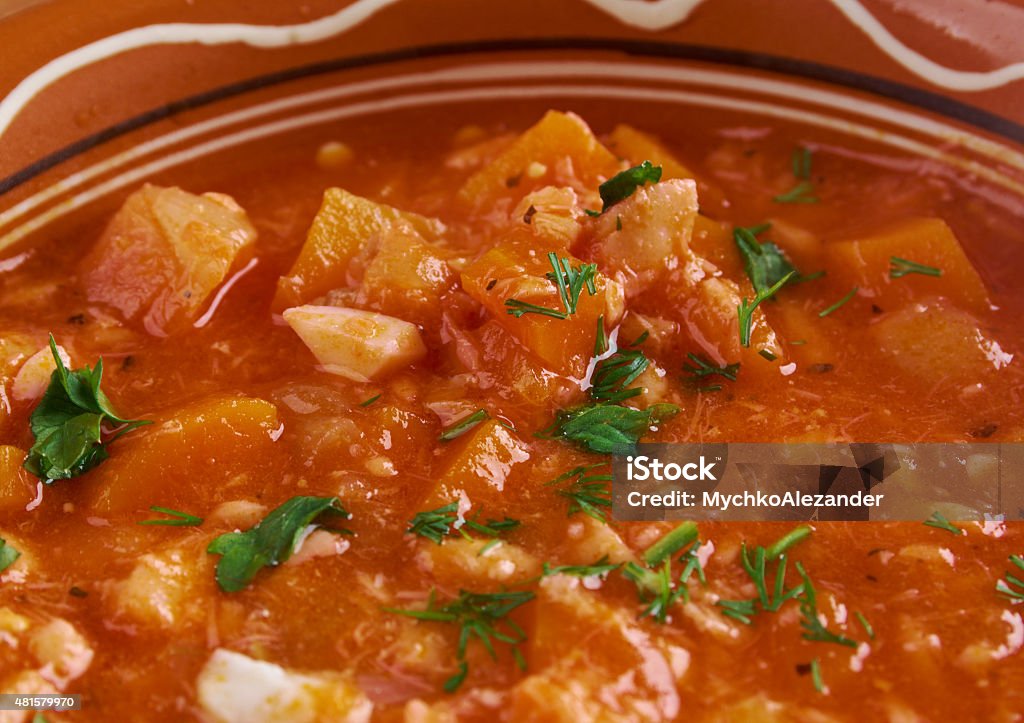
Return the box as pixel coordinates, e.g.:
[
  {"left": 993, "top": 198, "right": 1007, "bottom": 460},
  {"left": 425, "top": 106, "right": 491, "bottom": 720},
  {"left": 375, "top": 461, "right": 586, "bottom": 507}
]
[
  {"left": 538, "top": 402, "right": 678, "bottom": 455},
  {"left": 138, "top": 506, "right": 203, "bottom": 527},
  {"left": 738, "top": 271, "right": 796, "bottom": 347},
  {"left": 996, "top": 554, "right": 1024, "bottom": 602},
  {"left": 684, "top": 353, "right": 740, "bottom": 382},
  {"left": 717, "top": 526, "right": 812, "bottom": 624},
  {"left": 818, "top": 287, "right": 858, "bottom": 317},
  {"left": 359, "top": 393, "right": 381, "bottom": 407},
  {"left": 542, "top": 556, "right": 620, "bottom": 578},
  {"left": 591, "top": 346, "right": 649, "bottom": 403},
  {"left": 0, "top": 538, "right": 20, "bottom": 573},
  {"left": 623, "top": 522, "right": 705, "bottom": 623},
  {"left": 796, "top": 561, "right": 858, "bottom": 648},
  {"left": 599, "top": 161, "right": 662, "bottom": 211},
  {"left": 546, "top": 464, "right": 613, "bottom": 523},
  {"left": 734, "top": 224, "right": 799, "bottom": 295},
  {"left": 440, "top": 409, "right": 489, "bottom": 441},
  {"left": 759, "top": 349, "right": 778, "bottom": 362},
  {"left": 385, "top": 589, "right": 534, "bottom": 692},
  {"left": 810, "top": 658, "right": 825, "bottom": 693},
  {"left": 505, "top": 253, "right": 598, "bottom": 319},
  {"left": 207, "top": 496, "right": 349, "bottom": 592},
  {"left": 25, "top": 335, "right": 150, "bottom": 482},
  {"left": 890, "top": 256, "right": 942, "bottom": 279},
  {"left": 855, "top": 611, "right": 875, "bottom": 639},
  {"left": 408, "top": 502, "right": 458, "bottom": 544},
  {"left": 924, "top": 511, "right": 964, "bottom": 536},
  {"left": 792, "top": 147, "right": 813, "bottom": 179}
]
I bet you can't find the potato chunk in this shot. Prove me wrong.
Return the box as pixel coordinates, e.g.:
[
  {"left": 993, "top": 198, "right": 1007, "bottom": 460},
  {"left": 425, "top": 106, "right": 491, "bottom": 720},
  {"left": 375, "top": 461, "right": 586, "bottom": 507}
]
[
  {"left": 283, "top": 306, "right": 427, "bottom": 382},
  {"left": 824, "top": 217, "right": 989, "bottom": 312},
  {"left": 273, "top": 188, "right": 443, "bottom": 310},
  {"left": 869, "top": 297, "right": 1013, "bottom": 383},
  {"left": 584, "top": 178, "right": 699, "bottom": 297},
  {"left": 80, "top": 185, "right": 256, "bottom": 335},
  {"left": 197, "top": 649, "right": 372, "bottom": 723}
]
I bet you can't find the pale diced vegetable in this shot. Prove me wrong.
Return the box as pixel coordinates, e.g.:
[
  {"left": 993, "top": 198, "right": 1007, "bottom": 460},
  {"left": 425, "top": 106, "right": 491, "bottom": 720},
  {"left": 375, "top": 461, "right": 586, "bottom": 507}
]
[
  {"left": 28, "top": 619, "right": 94, "bottom": 684},
  {"left": 196, "top": 649, "right": 372, "bottom": 723},
  {"left": 869, "top": 298, "right": 1012, "bottom": 382},
  {"left": 283, "top": 305, "right": 427, "bottom": 382},
  {"left": 586, "top": 178, "right": 699, "bottom": 297},
  {"left": 11, "top": 343, "right": 70, "bottom": 401},
  {"left": 80, "top": 185, "right": 257, "bottom": 335},
  {"left": 114, "top": 549, "right": 209, "bottom": 628}
]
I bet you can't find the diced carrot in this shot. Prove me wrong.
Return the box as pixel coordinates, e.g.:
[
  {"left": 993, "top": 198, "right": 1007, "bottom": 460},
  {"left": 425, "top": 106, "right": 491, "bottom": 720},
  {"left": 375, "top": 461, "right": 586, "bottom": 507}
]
[
  {"left": 689, "top": 215, "right": 742, "bottom": 280},
  {"left": 426, "top": 419, "right": 531, "bottom": 508},
  {"left": 80, "top": 185, "right": 257, "bottom": 335},
  {"left": 766, "top": 299, "right": 839, "bottom": 367},
  {"left": 360, "top": 229, "right": 456, "bottom": 326},
  {"left": 456, "top": 111, "right": 621, "bottom": 213},
  {"left": 606, "top": 123, "right": 727, "bottom": 211},
  {"left": 607, "top": 124, "right": 699, "bottom": 182},
  {"left": 0, "top": 446, "right": 36, "bottom": 515},
  {"left": 80, "top": 396, "right": 282, "bottom": 513},
  {"left": 824, "top": 217, "right": 989, "bottom": 312},
  {"left": 461, "top": 237, "right": 624, "bottom": 377},
  {"left": 272, "top": 188, "right": 443, "bottom": 310}
]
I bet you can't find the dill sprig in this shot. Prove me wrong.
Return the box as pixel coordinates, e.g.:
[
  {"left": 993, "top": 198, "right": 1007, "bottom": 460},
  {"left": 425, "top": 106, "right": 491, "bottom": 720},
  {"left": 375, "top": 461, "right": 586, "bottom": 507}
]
[
  {"left": 505, "top": 253, "right": 598, "bottom": 319},
  {"left": 408, "top": 502, "right": 459, "bottom": 544},
  {"left": 546, "top": 464, "right": 613, "bottom": 523},
  {"left": 738, "top": 271, "right": 796, "bottom": 347},
  {"left": 796, "top": 561, "right": 858, "bottom": 648},
  {"left": 138, "top": 506, "right": 203, "bottom": 527},
  {"left": 440, "top": 409, "right": 489, "bottom": 441},
  {"left": 890, "top": 256, "right": 942, "bottom": 279},
  {"left": 818, "top": 287, "right": 858, "bottom": 317},
  {"left": 542, "top": 555, "right": 620, "bottom": 578},
  {"left": 684, "top": 353, "right": 740, "bottom": 382},
  {"left": 384, "top": 589, "right": 534, "bottom": 692},
  {"left": 924, "top": 511, "right": 964, "bottom": 536},
  {"left": 623, "top": 522, "right": 705, "bottom": 623},
  {"left": 996, "top": 554, "right": 1024, "bottom": 602}
]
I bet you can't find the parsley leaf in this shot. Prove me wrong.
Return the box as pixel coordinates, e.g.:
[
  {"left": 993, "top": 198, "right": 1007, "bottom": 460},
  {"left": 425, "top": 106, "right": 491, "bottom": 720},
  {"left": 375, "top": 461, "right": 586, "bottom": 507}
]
[
  {"left": 207, "top": 496, "right": 350, "bottom": 592},
  {"left": 24, "top": 335, "right": 150, "bottom": 482},
  {"left": 385, "top": 589, "right": 534, "bottom": 692},
  {"left": 734, "top": 224, "right": 799, "bottom": 296},
  {"left": 599, "top": 161, "right": 662, "bottom": 211},
  {"left": 537, "top": 402, "right": 678, "bottom": 455},
  {"left": 0, "top": 538, "right": 20, "bottom": 573}
]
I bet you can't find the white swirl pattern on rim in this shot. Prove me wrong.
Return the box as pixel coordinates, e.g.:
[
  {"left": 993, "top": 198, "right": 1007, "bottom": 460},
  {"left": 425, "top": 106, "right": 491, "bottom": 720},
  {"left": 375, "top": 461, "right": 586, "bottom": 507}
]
[{"left": 1, "top": 0, "right": 1024, "bottom": 141}]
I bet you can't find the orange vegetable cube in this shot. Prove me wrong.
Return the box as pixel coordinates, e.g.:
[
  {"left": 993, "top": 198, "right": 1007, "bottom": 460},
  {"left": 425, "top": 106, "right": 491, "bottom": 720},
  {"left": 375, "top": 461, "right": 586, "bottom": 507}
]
[
  {"left": 360, "top": 229, "right": 456, "bottom": 326},
  {"left": 0, "top": 446, "right": 36, "bottom": 515},
  {"left": 824, "top": 217, "right": 989, "bottom": 312},
  {"left": 456, "top": 111, "right": 621, "bottom": 213},
  {"left": 80, "top": 185, "right": 257, "bottom": 335},
  {"left": 426, "top": 419, "right": 531, "bottom": 508},
  {"left": 273, "top": 188, "right": 443, "bottom": 310},
  {"left": 461, "top": 238, "right": 624, "bottom": 377},
  {"left": 80, "top": 396, "right": 282, "bottom": 514}
]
